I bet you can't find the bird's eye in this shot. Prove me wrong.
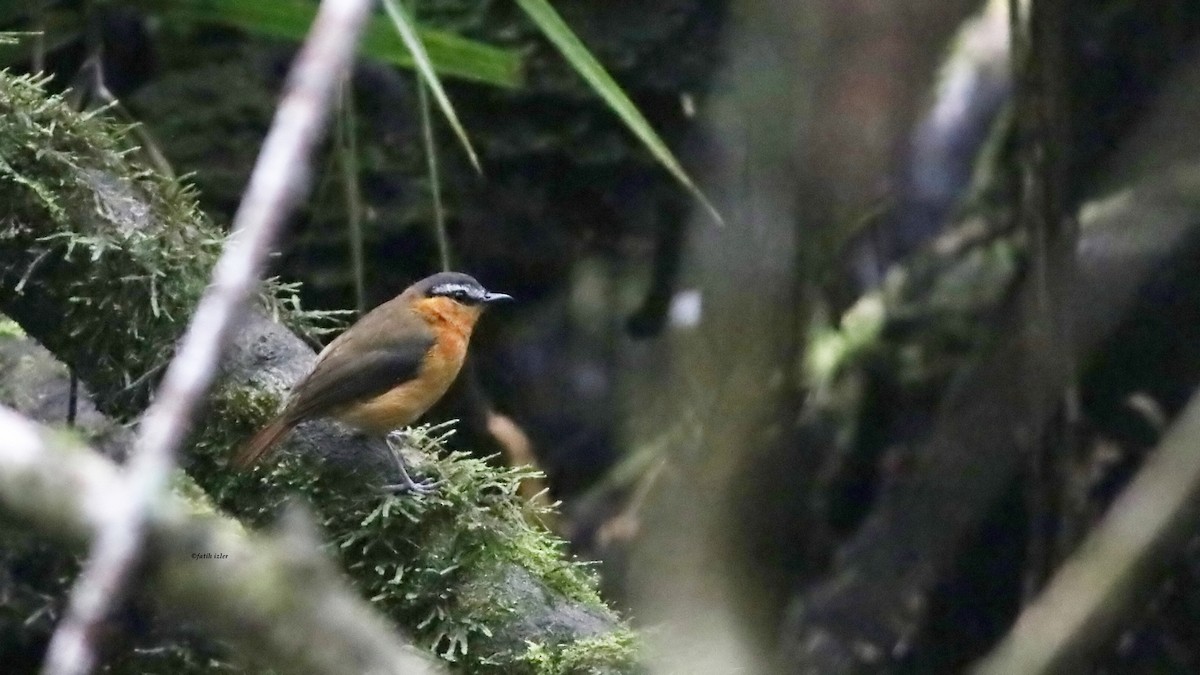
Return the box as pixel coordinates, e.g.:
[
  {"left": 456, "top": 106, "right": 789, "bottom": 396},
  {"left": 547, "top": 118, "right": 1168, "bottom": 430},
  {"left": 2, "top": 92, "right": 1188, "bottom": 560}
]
[{"left": 452, "top": 289, "right": 469, "bottom": 301}]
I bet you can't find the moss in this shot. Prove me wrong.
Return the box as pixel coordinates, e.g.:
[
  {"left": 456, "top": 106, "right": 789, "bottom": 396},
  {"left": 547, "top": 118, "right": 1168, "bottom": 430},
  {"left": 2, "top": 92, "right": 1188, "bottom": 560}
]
[
  {"left": 0, "top": 314, "right": 24, "bottom": 338},
  {"left": 106, "top": 643, "right": 245, "bottom": 674},
  {"left": 186, "top": 412, "right": 628, "bottom": 674},
  {"left": 0, "top": 75, "right": 209, "bottom": 416},
  {"left": 517, "top": 631, "right": 641, "bottom": 675},
  {"left": 0, "top": 72, "right": 330, "bottom": 419}
]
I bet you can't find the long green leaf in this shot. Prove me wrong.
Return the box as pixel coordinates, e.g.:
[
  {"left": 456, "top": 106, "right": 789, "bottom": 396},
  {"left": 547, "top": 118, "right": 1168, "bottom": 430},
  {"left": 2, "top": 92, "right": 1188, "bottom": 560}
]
[
  {"left": 380, "top": 0, "right": 480, "bottom": 174},
  {"left": 128, "top": 0, "right": 521, "bottom": 89},
  {"left": 513, "top": 0, "right": 724, "bottom": 225}
]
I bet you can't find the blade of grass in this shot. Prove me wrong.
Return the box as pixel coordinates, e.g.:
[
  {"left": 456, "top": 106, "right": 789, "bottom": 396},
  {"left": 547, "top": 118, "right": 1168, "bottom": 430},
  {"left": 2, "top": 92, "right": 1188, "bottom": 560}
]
[
  {"left": 128, "top": 0, "right": 521, "bottom": 89},
  {"left": 513, "top": 0, "right": 724, "bottom": 226},
  {"left": 358, "top": 13, "right": 519, "bottom": 89},
  {"left": 418, "top": 80, "right": 451, "bottom": 271},
  {"left": 337, "top": 79, "right": 367, "bottom": 315},
  {"left": 381, "top": 0, "right": 480, "bottom": 174}
]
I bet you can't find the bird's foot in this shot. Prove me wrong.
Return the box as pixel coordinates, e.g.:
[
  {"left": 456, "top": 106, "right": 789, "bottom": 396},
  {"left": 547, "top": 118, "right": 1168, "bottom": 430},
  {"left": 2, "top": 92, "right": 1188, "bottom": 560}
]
[
  {"left": 381, "top": 432, "right": 439, "bottom": 496},
  {"left": 381, "top": 475, "right": 441, "bottom": 496}
]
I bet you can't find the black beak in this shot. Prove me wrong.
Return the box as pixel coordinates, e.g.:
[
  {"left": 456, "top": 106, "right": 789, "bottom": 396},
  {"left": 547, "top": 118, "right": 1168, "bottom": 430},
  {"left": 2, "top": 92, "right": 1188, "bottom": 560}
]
[{"left": 482, "top": 291, "right": 513, "bottom": 305}]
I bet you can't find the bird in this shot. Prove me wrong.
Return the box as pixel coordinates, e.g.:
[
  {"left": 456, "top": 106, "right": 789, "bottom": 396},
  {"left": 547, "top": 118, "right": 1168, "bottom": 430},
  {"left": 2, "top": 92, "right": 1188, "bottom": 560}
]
[{"left": 233, "top": 271, "right": 512, "bottom": 493}]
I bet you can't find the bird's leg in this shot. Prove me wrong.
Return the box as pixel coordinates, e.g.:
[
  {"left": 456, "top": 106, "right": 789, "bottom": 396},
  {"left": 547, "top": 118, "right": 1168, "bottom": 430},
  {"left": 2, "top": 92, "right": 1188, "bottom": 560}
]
[{"left": 380, "top": 430, "right": 441, "bottom": 495}]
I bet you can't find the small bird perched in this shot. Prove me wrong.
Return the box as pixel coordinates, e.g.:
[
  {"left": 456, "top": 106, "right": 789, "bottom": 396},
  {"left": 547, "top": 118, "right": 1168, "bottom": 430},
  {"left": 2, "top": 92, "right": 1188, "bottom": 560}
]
[{"left": 234, "top": 272, "right": 512, "bottom": 493}]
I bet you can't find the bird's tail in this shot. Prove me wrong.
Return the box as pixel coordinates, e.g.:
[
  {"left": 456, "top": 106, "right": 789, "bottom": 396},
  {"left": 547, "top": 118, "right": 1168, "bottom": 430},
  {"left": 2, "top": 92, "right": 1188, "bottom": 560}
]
[{"left": 233, "top": 417, "right": 293, "bottom": 468}]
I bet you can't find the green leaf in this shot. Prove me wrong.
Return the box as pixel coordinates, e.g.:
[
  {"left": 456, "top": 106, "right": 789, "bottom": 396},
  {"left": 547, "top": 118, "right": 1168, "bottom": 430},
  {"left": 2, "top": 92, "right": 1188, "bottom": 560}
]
[
  {"left": 513, "top": 0, "right": 724, "bottom": 225},
  {"left": 128, "top": 0, "right": 521, "bottom": 89},
  {"left": 380, "top": 0, "right": 480, "bottom": 173}
]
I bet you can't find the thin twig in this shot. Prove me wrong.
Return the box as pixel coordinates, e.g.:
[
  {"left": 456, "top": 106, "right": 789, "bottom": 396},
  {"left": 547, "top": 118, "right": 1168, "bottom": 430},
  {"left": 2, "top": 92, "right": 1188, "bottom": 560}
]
[
  {"left": 67, "top": 369, "right": 78, "bottom": 428},
  {"left": 337, "top": 78, "right": 368, "bottom": 315},
  {"left": 87, "top": 73, "right": 176, "bottom": 180},
  {"left": 29, "top": 0, "right": 46, "bottom": 74},
  {"left": 67, "top": 3, "right": 174, "bottom": 178},
  {"left": 40, "top": 2, "right": 376, "bottom": 674},
  {"left": 418, "top": 80, "right": 451, "bottom": 271}
]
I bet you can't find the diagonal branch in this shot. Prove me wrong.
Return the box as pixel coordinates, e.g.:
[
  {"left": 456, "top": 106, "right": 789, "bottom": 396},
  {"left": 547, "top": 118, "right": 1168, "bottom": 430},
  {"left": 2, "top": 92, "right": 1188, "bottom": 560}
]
[
  {"left": 973, "top": 382, "right": 1200, "bottom": 673},
  {"left": 41, "top": 1, "right": 377, "bottom": 673}
]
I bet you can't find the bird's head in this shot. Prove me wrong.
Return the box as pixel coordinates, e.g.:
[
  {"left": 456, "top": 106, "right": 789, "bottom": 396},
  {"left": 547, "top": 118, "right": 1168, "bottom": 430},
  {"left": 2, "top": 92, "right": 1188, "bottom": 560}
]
[
  {"left": 410, "top": 272, "right": 512, "bottom": 327},
  {"left": 420, "top": 272, "right": 512, "bottom": 306}
]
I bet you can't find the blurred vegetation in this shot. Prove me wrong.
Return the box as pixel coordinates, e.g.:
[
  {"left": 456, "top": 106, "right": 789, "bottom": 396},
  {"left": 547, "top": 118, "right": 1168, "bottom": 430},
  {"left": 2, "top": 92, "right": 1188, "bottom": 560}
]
[{"left": 5, "top": 0, "right": 1200, "bottom": 673}]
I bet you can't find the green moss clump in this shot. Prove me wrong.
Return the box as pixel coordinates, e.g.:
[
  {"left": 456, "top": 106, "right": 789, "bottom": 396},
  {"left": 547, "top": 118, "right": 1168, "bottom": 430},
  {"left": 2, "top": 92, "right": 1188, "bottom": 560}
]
[
  {"left": 185, "top": 412, "right": 634, "bottom": 674},
  {"left": 0, "top": 73, "right": 219, "bottom": 417},
  {"left": 517, "top": 631, "right": 641, "bottom": 675},
  {"left": 0, "top": 71, "right": 333, "bottom": 419}
]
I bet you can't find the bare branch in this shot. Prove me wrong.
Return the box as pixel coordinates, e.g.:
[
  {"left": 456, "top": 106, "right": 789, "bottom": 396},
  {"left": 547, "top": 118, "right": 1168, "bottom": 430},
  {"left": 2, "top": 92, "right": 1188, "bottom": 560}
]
[
  {"left": 0, "top": 405, "right": 442, "bottom": 675},
  {"left": 42, "top": 1, "right": 376, "bottom": 673}
]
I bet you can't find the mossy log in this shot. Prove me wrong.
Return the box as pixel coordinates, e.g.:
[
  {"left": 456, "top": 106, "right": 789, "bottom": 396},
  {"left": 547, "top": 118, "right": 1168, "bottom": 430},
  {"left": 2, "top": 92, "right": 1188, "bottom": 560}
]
[
  {"left": 0, "top": 72, "right": 635, "bottom": 674},
  {"left": 0, "top": 404, "right": 441, "bottom": 675}
]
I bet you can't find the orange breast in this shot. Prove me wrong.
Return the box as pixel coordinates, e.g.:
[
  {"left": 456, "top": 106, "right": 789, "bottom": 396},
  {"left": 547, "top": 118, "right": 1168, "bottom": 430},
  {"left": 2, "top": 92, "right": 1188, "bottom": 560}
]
[{"left": 334, "top": 297, "right": 475, "bottom": 434}]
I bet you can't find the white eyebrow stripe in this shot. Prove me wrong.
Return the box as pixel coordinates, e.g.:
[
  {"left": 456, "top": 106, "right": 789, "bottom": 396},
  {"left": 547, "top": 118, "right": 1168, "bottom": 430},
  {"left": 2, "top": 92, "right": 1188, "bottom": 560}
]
[{"left": 430, "top": 282, "right": 478, "bottom": 296}]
